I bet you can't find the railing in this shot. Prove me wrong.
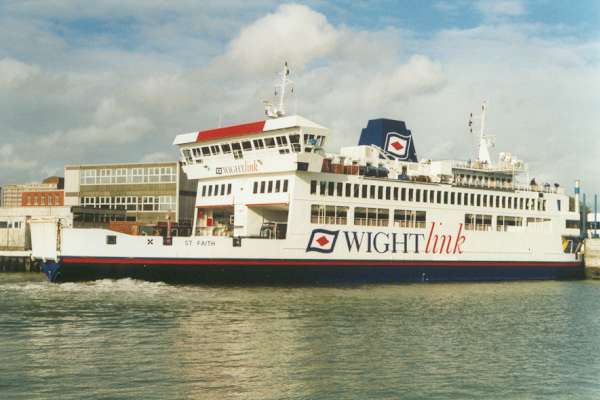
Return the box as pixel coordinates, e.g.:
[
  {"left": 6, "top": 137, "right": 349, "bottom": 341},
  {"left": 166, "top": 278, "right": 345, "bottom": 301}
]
[{"left": 311, "top": 216, "right": 348, "bottom": 225}]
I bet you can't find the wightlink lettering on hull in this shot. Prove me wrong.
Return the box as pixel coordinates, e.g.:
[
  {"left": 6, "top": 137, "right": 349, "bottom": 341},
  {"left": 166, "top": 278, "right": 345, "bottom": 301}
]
[{"left": 306, "top": 222, "right": 467, "bottom": 255}]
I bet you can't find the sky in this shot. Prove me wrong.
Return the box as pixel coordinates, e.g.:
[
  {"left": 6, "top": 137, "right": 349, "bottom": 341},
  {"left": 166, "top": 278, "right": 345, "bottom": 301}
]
[{"left": 0, "top": 0, "right": 599, "bottom": 195}]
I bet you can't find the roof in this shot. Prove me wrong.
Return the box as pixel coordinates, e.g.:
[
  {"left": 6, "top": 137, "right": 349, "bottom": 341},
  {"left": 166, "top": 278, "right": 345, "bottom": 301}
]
[{"left": 172, "top": 115, "right": 327, "bottom": 146}]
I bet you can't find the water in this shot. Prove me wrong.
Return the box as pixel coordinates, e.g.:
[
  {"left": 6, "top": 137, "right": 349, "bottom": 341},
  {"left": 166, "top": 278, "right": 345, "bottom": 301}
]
[{"left": 1, "top": 274, "right": 600, "bottom": 400}]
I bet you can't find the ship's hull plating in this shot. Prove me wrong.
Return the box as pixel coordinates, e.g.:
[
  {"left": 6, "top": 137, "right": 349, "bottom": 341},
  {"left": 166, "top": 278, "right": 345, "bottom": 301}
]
[{"left": 43, "top": 257, "right": 584, "bottom": 284}]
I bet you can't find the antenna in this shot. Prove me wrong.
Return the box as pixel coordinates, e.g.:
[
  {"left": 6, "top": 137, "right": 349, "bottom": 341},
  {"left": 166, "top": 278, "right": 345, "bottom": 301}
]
[{"left": 263, "top": 62, "right": 294, "bottom": 118}]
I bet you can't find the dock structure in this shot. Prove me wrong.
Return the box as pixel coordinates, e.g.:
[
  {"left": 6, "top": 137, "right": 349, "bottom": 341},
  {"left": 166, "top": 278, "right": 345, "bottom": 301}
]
[
  {"left": 584, "top": 239, "right": 600, "bottom": 279},
  {"left": 0, "top": 251, "right": 41, "bottom": 272}
]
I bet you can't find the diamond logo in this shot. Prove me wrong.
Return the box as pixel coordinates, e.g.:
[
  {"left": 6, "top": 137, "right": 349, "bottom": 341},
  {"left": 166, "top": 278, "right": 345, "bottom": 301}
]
[
  {"left": 390, "top": 140, "right": 404, "bottom": 151},
  {"left": 306, "top": 229, "right": 339, "bottom": 253},
  {"left": 316, "top": 236, "right": 330, "bottom": 247},
  {"left": 384, "top": 132, "right": 411, "bottom": 159}
]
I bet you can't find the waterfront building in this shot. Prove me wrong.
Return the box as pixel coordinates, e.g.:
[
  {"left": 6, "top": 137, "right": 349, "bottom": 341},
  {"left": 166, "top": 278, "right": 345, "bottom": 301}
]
[
  {"left": 63, "top": 161, "right": 196, "bottom": 227},
  {"left": 1, "top": 177, "right": 64, "bottom": 208}
]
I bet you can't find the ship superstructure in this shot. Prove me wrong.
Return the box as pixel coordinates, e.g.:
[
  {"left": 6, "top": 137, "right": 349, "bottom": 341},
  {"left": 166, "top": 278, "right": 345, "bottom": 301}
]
[{"left": 33, "top": 65, "right": 584, "bottom": 283}]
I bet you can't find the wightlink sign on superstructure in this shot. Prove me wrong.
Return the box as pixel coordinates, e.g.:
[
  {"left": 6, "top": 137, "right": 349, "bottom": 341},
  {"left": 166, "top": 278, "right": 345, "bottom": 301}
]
[{"left": 306, "top": 222, "right": 467, "bottom": 255}]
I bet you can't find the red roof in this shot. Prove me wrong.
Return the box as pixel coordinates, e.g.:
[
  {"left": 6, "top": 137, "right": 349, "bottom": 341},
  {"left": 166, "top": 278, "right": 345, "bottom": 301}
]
[{"left": 196, "top": 120, "right": 266, "bottom": 143}]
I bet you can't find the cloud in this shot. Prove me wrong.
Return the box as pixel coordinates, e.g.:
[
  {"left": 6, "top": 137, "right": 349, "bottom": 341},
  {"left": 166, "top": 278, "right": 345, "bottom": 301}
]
[
  {"left": 477, "top": 0, "right": 525, "bottom": 17},
  {"left": 0, "top": 1, "right": 599, "bottom": 195},
  {"left": 225, "top": 4, "right": 338, "bottom": 73}
]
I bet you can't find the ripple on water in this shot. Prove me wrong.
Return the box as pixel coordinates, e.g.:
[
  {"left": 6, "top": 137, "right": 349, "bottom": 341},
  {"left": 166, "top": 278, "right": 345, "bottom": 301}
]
[{"left": 1, "top": 276, "right": 600, "bottom": 400}]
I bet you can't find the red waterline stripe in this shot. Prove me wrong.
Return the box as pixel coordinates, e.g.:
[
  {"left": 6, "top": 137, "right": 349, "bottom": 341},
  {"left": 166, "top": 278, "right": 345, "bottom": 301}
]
[{"left": 60, "top": 257, "right": 581, "bottom": 268}]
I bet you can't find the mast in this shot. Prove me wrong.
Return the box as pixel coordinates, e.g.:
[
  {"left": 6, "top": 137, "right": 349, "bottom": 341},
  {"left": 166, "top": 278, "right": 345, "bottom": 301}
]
[
  {"left": 468, "top": 100, "right": 494, "bottom": 164},
  {"left": 264, "top": 62, "right": 294, "bottom": 118}
]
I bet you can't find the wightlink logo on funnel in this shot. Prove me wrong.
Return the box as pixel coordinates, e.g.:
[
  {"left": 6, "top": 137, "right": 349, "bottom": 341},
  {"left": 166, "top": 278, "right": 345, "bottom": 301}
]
[{"left": 305, "top": 222, "right": 466, "bottom": 255}]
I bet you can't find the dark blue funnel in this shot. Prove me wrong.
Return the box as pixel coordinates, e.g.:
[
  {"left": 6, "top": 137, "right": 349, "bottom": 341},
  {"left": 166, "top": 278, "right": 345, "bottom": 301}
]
[{"left": 358, "top": 119, "right": 418, "bottom": 162}]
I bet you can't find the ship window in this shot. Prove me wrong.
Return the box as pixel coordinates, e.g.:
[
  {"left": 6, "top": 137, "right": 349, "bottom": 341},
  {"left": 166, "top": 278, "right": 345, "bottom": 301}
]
[
  {"left": 320, "top": 181, "right": 326, "bottom": 195},
  {"left": 483, "top": 195, "right": 487, "bottom": 207},
  {"left": 221, "top": 184, "right": 226, "bottom": 195},
  {"left": 326, "top": 182, "right": 333, "bottom": 196},
  {"left": 470, "top": 194, "right": 475, "bottom": 206},
  {"left": 106, "top": 235, "right": 117, "bottom": 245},
  {"left": 378, "top": 186, "right": 383, "bottom": 200},
  {"left": 310, "top": 180, "right": 317, "bottom": 194},
  {"left": 450, "top": 192, "right": 455, "bottom": 205},
  {"left": 393, "top": 209, "right": 426, "bottom": 229},
  {"left": 275, "top": 180, "right": 281, "bottom": 193},
  {"left": 253, "top": 139, "right": 265, "bottom": 149},
  {"left": 336, "top": 182, "right": 343, "bottom": 197},
  {"left": 362, "top": 185, "right": 368, "bottom": 199},
  {"left": 354, "top": 184, "right": 360, "bottom": 198},
  {"left": 283, "top": 180, "right": 289, "bottom": 192},
  {"left": 241, "top": 141, "right": 252, "bottom": 151},
  {"left": 501, "top": 196, "right": 506, "bottom": 208},
  {"left": 227, "top": 184, "right": 232, "bottom": 195},
  {"left": 393, "top": 187, "right": 399, "bottom": 201},
  {"left": 208, "top": 186, "right": 213, "bottom": 196},
  {"left": 436, "top": 191, "right": 441, "bottom": 204},
  {"left": 444, "top": 192, "right": 449, "bottom": 204},
  {"left": 231, "top": 142, "right": 241, "bottom": 151},
  {"left": 385, "top": 187, "right": 391, "bottom": 200},
  {"left": 253, "top": 182, "right": 258, "bottom": 194},
  {"left": 345, "top": 183, "right": 352, "bottom": 197},
  {"left": 354, "top": 207, "right": 367, "bottom": 225},
  {"left": 260, "top": 181, "right": 266, "bottom": 194},
  {"left": 369, "top": 185, "right": 375, "bottom": 199},
  {"left": 266, "top": 181, "right": 272, "bottom": 193},
  {"left": 221, "top": 143, "right": 231, "bottom": 154},
  {"left": 401, "top": 188, "right": 406, "bottom": 201},
  {"left": 276, "top": 136, "right": 287, "bottom": 147},
  {"left": 476, "top": 194, "right": 481, "bottom": 207},
  {"left": 290, "top": 134, "right": 301, "bottom": 153},
  {"left": 465, "top": 213, "right": 492, "bottom": 231},
  {"left": 265, "top": 137, "right": 276, "bottom": 148},
  {"left": 407, "top": 189, "right": 412, "bottom": 202},
  {"left": 201, "top": 147, "right": 210, "bottom": 156},
  {"left": 214, "top": 185, "right": 220, "bottom": 196},
  {"left": 507, "top": 197, "right": 512, "bottom": 209},
  {"left": 423, "top": 190, "right": 429, "bottom": 203},
  {"left": 497, "top": 216, "right": 524, "bottom": 232},
  {"left": 415, "top": 189, "right": 420, "bottom": 202},
  {"left": 457, "top": 193, "right": 462, "bottom": 205},
  {"left": 202, "top": 186, "right": 207, "bottom": 196},
  {"left": 211, "top": 145, "right": 221, "bottom": 155}
]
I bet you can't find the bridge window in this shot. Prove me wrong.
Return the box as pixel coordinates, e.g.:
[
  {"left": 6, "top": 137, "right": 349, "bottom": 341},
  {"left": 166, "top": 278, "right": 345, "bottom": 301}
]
[
  {"left": 221, "top": 143, "right": 231, "bottom": 154},
  {"left": 241, "top": 141, "right": 252, "bottom": 151},
  {"left": 265, "top": 137, "right": 276, "bottom": 148},
  {"left": 253, "top": 139, "right": 265, "bottom": 149}
]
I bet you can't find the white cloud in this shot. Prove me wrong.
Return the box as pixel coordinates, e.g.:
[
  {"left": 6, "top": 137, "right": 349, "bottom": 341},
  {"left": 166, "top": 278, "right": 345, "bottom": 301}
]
[
  {"left": 0, "top": 2, "right": 599, "bottom": 195},
  {"left": 0, "top": 58, "right": 40, "bottom": 88},
  {"left": 225, "top": 4, "right": 338, "bottom": 73}
]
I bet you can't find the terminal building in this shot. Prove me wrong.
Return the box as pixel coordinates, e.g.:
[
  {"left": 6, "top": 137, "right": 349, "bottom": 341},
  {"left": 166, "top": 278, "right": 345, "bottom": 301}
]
[{"left": 64, "top": 161, "right": 196, "bottom": 229}]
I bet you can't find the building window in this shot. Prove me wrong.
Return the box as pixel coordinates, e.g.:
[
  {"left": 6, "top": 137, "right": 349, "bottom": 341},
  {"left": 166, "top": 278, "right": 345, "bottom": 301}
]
[
  {"left": 98, "top": 169, "right": 112, "bottom": 184},
  {"left": 114, "top": 168, "right": 127, "bottom": 184},
  {"left": 147, "top": 167, "right": 160, "bottom": 183},
  {"left": 158, "top": 196, "right": 176, "bottom": 211}
]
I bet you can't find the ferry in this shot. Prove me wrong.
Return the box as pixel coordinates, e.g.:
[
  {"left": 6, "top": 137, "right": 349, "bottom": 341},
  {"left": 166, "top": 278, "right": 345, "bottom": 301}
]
[{"left": 33, "top": 64, "right": 584, "bottom": 283}]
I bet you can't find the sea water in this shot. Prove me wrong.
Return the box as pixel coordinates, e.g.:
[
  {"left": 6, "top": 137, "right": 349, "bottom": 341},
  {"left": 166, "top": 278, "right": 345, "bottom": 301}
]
[{"left": 1, "top": 273, "right": 599, "bottom": 400}]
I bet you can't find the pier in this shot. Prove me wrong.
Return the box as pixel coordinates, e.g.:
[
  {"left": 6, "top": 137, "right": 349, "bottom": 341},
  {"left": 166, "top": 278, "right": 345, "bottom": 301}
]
[
  {"left": 0, "top": 251, "right": 41, "bottom": 273},
  {"left": 584, "top": 239, "right": 600, "bottom": 279}
]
